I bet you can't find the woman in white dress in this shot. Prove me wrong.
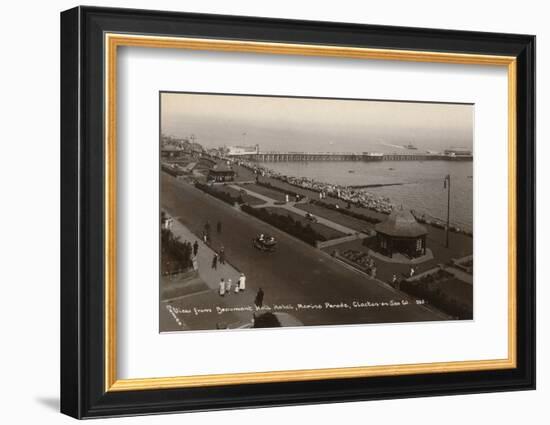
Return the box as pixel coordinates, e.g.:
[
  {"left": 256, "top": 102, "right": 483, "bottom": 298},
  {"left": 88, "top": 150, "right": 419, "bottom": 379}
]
[
  {"left": 239, "top": 273, "right": 246, "bottom": 291},
  {"left": 219, "top": 278, "right": 225, "bottom": 296}
]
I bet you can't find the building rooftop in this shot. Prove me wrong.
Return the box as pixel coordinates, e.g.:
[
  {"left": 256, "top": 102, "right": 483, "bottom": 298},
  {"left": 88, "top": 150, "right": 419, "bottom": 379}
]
[
  {"left": 375, "top": 207, "right": 428, "bottom": 238},
  {"left": 161, "top": 145, "right": 183, "bottom": 152}
]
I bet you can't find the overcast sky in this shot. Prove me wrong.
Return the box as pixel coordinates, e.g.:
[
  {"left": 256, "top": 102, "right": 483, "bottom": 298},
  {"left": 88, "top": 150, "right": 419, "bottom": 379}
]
[{"left": 161, "top": 92, "right": 474, "bottom": 153}]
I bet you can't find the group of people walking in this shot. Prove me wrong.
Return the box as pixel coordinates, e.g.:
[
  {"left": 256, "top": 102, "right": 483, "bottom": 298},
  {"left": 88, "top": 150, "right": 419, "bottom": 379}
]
[
  {"left": 202, "top": 220, "right": 223, "bottom": 244},
  {"left": 390, "top": 266, "right": 418, "bottom": 290},
  {"left": 199, "top": 219, "right": 264, "bottom": 307},
  {"left": 211, "top": 246, "right": 226, "bottom": 269},
  {"left": 219, "top": 273, "right": 246, "bottom": 296}
]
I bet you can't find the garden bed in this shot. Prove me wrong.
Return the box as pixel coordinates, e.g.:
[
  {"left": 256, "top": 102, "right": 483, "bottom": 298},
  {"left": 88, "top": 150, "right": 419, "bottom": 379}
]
[
  {"left": 265, "top": 207, "right": 347, "bottom": 241},
  {"left": 240, "top": 204, "right": 328, "bottom": 246}
]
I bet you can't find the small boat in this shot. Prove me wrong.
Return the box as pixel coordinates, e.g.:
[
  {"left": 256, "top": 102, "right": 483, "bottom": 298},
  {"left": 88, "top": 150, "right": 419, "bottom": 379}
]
[
  {"left": 348, "top": 170, "right": 355, "bottom": 173},
  {"left": 388, "top": 167, "right": 395, "bottom": 170}
]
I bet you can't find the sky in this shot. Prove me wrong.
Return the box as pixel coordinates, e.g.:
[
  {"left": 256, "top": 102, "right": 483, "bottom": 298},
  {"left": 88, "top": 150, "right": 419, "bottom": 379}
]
[{"left": 160, "top": 92, "right": 474, "bottom": 153}]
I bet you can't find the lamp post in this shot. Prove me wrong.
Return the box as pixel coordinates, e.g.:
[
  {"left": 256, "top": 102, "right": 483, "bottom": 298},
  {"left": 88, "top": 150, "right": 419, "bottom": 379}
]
[{"left": 444, "top": 174, "right": 451, "bottom": 248}]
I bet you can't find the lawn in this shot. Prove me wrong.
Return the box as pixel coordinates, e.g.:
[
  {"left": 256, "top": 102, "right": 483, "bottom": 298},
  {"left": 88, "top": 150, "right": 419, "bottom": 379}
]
[
  {"left": 259, "top": 176, "right": 388, "bottom": 221},
  {"left": 436, "top": 277, "right": 473, "bottom": 308},
  {"left": 265, "top": 207, "right": 347, "bottom": 241},
  {"left": 216, "top": 184, "right": 266, "bottom": 206},
  {"left": 296, "top": 202, "right": 375, "bottom": 233},
  {"left": 238, "top": 183, "right": 288, "bottom": 202}
]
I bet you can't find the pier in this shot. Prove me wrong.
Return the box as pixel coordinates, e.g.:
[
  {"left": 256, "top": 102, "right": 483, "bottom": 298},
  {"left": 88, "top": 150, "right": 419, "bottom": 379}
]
[{"left": 230, "top": 151, "right": 472, "bottom": 162}]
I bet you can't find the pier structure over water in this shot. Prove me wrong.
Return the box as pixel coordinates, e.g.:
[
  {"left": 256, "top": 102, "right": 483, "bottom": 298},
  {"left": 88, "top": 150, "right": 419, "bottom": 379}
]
[{"left": 229, "top": 151, "right": 472, "bottom": 162}]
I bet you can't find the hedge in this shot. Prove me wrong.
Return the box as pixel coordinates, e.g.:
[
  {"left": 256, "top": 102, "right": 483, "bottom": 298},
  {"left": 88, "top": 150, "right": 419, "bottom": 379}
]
[
  {"left": 195, "top": 182, "right": 242, "bottom": 206},
  {"left": 241, "top": 204, "right": 326, "bottom": 246},
  {"left": 400, "top": 276, "right": 472, "bottom": 319}
]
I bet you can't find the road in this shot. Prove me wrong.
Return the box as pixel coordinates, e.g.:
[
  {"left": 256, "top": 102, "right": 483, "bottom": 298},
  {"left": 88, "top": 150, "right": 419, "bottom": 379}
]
[{"left": 162, "top": 173, "right": 441, "bottom": 328}]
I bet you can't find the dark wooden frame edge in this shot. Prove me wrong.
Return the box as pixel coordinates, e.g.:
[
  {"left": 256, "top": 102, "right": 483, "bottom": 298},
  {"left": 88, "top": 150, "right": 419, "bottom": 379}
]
[{"left": 60, "top": 5, "right": 536, "bottom": 419}]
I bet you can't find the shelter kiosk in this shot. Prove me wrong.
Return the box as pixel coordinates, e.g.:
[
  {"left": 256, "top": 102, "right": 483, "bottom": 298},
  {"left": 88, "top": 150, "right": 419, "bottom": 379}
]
[
  {"left": 207, "top": 164, "right": 235, "bottom": 182},
  {"left": 374, "top": 208, "right": 428, "bottom": 258}
]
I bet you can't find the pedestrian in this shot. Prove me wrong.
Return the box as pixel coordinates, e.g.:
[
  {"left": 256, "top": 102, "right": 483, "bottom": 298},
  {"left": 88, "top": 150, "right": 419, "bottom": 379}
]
[
  {"left": 371, "top": 266, "right": 377, "bottom": 279},
  {"left": 219, "top": 247, "right": 225, "bottom": 264},
  {"left": 238, "top": 273, "right": 246, "bottom": 291},
  {"left": 219, "top": 278, "right": 225, "bottom": 296},
  {"left": 193, "top": 240, "right": 199, "bottom": 257},
  {"left": 211, "top": 253, "right": 218, "bottom": 269},
  {"left": 234, "top": 280, "right": 240, "bottom": 294},
  {"left": 285, "top": 194, "right": 289, "bottom": 203},
  {"left": 203, "top": 233, "right": 208, "bottom": 244},
  {"left": 192, "top": 256, "right": 198, "bottom": 271},
  {"left": 216, "top": 220, "right": 222, "bottom": 234},
  {"left": 226, "top": 278, "right": 232, "bottom": 295},
  {"left": 204, "top": 222, "right": 211, "bottom": 242},
  {"left": 392, "top": 273, "right": 398, "bottom": 286},
  {"left": 254, "top": 288, "right": 264, "bottom": 308},
  {"left": 409, "top": 266, "right": 415, "bottom": 278}
]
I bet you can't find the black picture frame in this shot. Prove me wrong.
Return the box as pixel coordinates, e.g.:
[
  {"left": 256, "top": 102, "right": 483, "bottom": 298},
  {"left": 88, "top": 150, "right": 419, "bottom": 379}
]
[{"left": 61, "top": 6, "right": 535, "bottom": 419}]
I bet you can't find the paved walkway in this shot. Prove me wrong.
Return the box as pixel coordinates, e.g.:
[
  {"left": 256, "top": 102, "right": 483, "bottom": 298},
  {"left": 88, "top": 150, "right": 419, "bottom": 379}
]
[
  {"left": 317, "top": 233, "right": 367, "bottom": 249},
  {"left": 368, "top": 248, "right": 434, "bottom": 265},
  {"left": 165, "top": 211, "right": 241, "bottom": 291},
  {"left": 160, "top": 211, "right": 259, "bottom": 331},
  {"left": 231, "top": 184, "right": 365, "bottom": 237}
]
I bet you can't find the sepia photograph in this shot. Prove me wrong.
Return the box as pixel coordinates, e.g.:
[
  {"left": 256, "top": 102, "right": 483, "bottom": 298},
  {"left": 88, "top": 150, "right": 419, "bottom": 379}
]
[{"left": 159, "top": 92, "right": 474, "bottom": 332}]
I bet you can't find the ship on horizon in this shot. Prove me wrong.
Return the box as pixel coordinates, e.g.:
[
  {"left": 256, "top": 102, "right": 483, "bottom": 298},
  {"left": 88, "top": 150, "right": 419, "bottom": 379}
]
[{"left": 403, "top": 143, "right": 418, "bottom": 150}]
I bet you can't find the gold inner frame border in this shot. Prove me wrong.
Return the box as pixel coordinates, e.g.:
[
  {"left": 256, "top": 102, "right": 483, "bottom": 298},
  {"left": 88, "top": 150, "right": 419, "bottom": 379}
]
[{"left": 104, "top": 33, "right": 517, "bottom": 392}]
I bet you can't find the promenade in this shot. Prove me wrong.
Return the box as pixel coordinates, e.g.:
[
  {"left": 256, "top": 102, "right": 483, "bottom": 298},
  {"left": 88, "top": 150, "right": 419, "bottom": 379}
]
[
  {"left": 241, "top": 167, "right": 473, "bottom": 260},
  {"left": 230, "top": 184, "right": 368, "bottom": 239},
  {"left": 161, "top": 172, "right": 442, "bottom": 330},
  {"left": 159, "top": 215, "right": 257, "bottom": 332}
]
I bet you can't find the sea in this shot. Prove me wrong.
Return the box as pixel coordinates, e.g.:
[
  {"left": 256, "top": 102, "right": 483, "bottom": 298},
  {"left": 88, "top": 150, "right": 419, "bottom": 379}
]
[{"left": 262, "top": 160, "right": 473, "bottom": 231}]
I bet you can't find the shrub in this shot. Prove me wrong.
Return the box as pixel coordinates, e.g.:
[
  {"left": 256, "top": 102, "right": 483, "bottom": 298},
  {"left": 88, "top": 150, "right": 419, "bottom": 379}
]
[
  {"left": 253, "top": 312, "right": 282, "bottom": 328},
  {"left": 160, "top": 227, "right": 194, "bottom": 274},
  {"left": 400, "top": 280, "right": 472, "bottom": 319},
  {"left": 241, "top": 205, "right": 326, "bottom": 246},
  {"left": 194, "top": 182, "right": 239, "bottom": 206}
]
